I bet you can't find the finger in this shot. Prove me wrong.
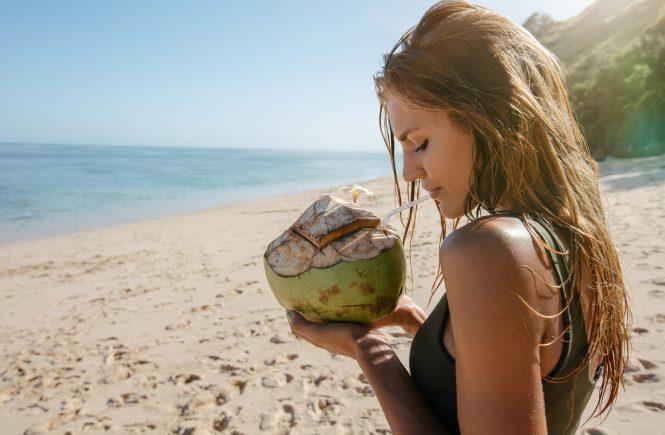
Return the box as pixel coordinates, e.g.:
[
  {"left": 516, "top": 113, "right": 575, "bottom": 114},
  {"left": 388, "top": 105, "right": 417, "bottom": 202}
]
[
  {"left": 286, "top": 310, "right": 322, "bottom": 340},
  {"left": 370, "top": 296, "right": 416, "bottom": 329},
  {"left": 369, "top": 309, "right": 403, "bottom": 330}
]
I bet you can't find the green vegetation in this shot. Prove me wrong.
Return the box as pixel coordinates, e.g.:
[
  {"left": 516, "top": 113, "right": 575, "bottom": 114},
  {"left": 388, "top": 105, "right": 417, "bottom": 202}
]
[{"left": 524, "top": 0, "right": 665, "bottom": 158}]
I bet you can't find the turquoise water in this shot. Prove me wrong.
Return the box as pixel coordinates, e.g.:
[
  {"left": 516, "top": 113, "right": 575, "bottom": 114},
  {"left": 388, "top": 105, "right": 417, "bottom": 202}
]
[{"left": 0, "top": 143, "right": 399, "bottom": 244}]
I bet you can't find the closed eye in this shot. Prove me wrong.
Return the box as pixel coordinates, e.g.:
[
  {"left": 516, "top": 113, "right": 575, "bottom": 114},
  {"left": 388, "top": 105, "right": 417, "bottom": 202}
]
[{"left": 415, "top": 139, "right": 428, "bottom": 152}]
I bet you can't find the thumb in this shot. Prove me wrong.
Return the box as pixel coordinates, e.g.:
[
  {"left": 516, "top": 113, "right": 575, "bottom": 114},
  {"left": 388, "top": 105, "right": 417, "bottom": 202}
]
[{"left": 286, "top": 310, "right": 317, "bottom": 337}]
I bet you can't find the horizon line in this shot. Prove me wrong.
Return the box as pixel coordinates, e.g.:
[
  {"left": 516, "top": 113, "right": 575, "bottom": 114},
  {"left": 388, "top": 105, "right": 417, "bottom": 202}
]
[{"left": 0, "top": 141, "right": 391, "bottom": 154}]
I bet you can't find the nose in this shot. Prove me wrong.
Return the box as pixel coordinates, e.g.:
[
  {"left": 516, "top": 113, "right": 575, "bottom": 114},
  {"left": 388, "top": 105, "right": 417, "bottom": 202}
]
[{"left": 402, "top": 152, "right": 425, "bottom": 183}]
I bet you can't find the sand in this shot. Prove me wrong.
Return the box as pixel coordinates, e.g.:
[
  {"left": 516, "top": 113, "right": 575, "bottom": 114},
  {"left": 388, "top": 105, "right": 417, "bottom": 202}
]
[{"left": 1, "top": 154, "right": 664, "bottom": 434}]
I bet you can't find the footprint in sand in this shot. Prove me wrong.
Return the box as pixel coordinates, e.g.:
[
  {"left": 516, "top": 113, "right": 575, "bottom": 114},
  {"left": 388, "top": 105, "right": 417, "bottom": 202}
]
[
  {"left": 264, "top": 353, "right": 299, "bottom": 366},
  {"left": 135, "top": 374, "right": 158, "bottom": 389},
  {"left": 107, "top": 392, "right": 147, "bottom": 407},
  {"left": 104, "top": 342, "right": 130, "bottom": 365},
  {"left": 220, "top": 363, "right": 242, "bottom": 375},
  {"left": 197, "top": 381, "right": 243, "bottom": 405},
  {"left": 633, "top": 373, "right": 660, "bottom": 383},
  {"left": 169, "top": 373, "right": 201, "bottom": 385},
  {"left": 231, "top": 378, "right": 248, "bottom": 394},
  {"left": 80, "top": 420, "right": 114, "bottom": 431},
  {"left": 190, "top": 304, "right": 219, "bottom": 313},
  {"left": 238, "top": 279, "right": 260, "bottom": 288},
  {"left": 121, "top": 422, "right": 158, "bottom": 432},
  {"left": 297, "top": 370, "right": 335, "bottom": 397},
  {"left": 211, "top": 413, "right": 232, "bottom": 431},
  {"left": 165, "top": 318, "right": 192, "bottom": 331},
  {"left": 261, "top": 373, "right": 294, "bottom": 388},
  {"left": 356, "top": 384, "right": 375, "bottom": 397},
  {"left": 179, "top": 391, "right": 217, "bottom": 416},
  {"left": 307, "top": 396, "right": 344, "bottom": 422},
  {"left": 638, "top": 358, "right": 658, "bottom": 369},
  {"left": 259, "top": 403, "right": 296, "bottom": 431},
  {"left": 18, "top": 402, "right": 49, "bottom": 415},
  {"left": 99, "top": 364, "right": 133, "bottom": 384},
  {"left": 269, "top": 333, "right": 292, "bottom": 344},
  {"left": 355, "top": 373, "right": 375, "bottom": 397},
  {"left": 341, "top": 375, "right": 362, "bottom": 391},
  {"left": 643, "top": 401, "right": 665, "bottom": 411},
  {"left": 23, "top": 394, "right": 89, "bottom": 434}
]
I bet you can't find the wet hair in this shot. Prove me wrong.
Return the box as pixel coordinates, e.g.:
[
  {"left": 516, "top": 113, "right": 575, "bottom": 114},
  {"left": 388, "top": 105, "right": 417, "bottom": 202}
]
[{"left": 374, "top": 0, "right": 630, "bottom": 419}]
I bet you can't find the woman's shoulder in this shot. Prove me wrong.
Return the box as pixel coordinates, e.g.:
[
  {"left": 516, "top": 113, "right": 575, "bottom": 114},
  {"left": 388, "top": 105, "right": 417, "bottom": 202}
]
[
  {"left": 439, "top": 214, "right": 555, "bottom": 312},
  {"left": 440, "top": 214, "right": 536, "bottom": 262}
]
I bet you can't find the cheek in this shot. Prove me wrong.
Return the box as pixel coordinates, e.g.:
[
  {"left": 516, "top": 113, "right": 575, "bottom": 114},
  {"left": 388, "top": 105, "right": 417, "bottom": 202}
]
[
  {"left": 461, "top": 145, "right": 474, "bottom": 190},
  {"left": 446, "top": 145, "right": 474, "bottom": 194}
]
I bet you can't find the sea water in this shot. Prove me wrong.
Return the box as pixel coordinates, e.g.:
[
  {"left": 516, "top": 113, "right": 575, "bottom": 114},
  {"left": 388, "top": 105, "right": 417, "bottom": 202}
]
[{"left": 0, "top": 143, "right": 400, "bottom": 244}]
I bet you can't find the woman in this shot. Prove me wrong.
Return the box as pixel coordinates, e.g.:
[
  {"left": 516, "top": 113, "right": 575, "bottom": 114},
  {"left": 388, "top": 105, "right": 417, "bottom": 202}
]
[{"left": 286, "top": 1, "right": 631, "bottom": 433}]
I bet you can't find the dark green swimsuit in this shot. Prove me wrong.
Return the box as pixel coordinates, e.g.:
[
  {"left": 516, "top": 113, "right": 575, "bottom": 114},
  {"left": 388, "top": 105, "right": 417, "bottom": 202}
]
[{"left": 409, "top": 215, "right": 601, "bottom": 434}]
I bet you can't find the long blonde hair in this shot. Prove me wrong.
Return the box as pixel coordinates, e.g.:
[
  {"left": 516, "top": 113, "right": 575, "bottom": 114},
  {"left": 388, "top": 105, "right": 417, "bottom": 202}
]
[{"left": 374, "top": 0, "right": 630, "bottom": 418}]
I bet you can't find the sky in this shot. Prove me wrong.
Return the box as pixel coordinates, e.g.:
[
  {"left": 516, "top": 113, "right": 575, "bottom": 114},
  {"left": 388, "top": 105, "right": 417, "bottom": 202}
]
[{"left": 0, "top": 0, "right": 596, "bottom": 151}]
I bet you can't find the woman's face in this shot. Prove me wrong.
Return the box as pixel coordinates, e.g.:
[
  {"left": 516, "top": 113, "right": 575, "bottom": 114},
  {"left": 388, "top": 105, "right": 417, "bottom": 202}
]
[{"left": 386, "top": 94, "right": 475, "bottom": 219}]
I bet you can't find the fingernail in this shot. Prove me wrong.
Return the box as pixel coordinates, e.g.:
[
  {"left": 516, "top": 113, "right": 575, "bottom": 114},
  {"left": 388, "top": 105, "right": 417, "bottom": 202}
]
[{"left": 286, "top": 310, "right": 293, "bottom": 323}]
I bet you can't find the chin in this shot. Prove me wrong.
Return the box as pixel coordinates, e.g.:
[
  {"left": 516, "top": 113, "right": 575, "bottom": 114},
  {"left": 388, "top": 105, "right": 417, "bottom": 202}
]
[{"left": 436, "top": 201, "right": 465, "bottom": 220}]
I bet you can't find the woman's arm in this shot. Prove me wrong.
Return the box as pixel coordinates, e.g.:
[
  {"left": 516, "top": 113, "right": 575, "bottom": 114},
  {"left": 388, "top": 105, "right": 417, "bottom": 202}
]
[
  {"left": 441, "top": 217, "right": 550, "bottom": 434},
  {"left": 288, "top": 312, "right": 450, "bottom": 435}
]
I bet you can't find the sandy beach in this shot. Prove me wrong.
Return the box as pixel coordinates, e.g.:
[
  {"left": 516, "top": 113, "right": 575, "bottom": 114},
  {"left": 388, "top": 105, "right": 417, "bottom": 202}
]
[{"left": 1, "top": 154, "right": 664, "bottom": 434}]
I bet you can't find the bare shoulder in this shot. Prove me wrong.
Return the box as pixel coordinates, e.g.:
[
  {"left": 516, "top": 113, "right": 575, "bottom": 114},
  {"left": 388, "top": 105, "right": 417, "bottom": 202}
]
[
  {"left": 439, "top": 214, "right": 553, "bottom": 332},
  {"left": 439, "top": 215, "right": 544, "bottom": 281}
]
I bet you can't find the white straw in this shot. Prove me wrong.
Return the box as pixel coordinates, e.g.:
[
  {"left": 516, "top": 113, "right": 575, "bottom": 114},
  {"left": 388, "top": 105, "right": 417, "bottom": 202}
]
[{"left": 379, "top": 195, "right": 429, "bottom": 226}]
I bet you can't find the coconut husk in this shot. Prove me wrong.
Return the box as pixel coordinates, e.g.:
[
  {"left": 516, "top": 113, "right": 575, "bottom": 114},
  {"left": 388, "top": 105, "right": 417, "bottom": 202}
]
[{"left": 265, "top": 195, "right": 397, "bottom": 277}]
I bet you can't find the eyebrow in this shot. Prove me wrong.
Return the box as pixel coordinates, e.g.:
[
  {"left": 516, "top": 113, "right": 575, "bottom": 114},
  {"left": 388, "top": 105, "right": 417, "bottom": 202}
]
[{"left": 397, "top": 127, "right": 420, "bottom": 142}]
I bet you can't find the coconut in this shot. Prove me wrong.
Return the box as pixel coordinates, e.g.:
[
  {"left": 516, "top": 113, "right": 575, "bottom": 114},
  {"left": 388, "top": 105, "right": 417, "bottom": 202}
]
[{"left": 264, "top": 194, "right": 406, "bottom": 323}]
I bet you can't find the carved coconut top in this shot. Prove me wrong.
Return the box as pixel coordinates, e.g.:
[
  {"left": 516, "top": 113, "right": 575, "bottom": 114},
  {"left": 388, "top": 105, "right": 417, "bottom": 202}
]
[
  {"left": 265, "top": 194, "right": 399, "bottom": 277},
  {"left": 291, "top": 194, "right": 380, "bottom": 249}
]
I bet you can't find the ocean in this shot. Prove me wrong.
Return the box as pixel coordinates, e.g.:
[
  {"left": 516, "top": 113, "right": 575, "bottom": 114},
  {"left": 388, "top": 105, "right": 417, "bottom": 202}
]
[{"left": 0, "top": 143, "right": 400, "bottom": 244}]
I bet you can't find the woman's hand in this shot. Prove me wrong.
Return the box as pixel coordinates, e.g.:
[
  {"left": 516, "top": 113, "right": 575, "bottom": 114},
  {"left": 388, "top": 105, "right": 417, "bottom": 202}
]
[
  {"left": 286, "top": 310, "right": 391, "bottom": 360},
  {"left": 369, "top": 295, "right": 427, "bottom": 336},
  {"left": 286, "top": 295, "right": 426, "bottom": 360}
]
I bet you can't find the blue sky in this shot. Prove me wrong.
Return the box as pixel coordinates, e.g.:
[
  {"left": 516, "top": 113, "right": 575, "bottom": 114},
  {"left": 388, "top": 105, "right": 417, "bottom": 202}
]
[{"left": 0, "top": 0, "right": 595, "bottom": 151}]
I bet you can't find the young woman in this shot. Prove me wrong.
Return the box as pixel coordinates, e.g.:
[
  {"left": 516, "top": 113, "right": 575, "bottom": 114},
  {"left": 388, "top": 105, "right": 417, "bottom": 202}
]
[{"left": 286, "top": 2, "right": 631, "bottom": 433}]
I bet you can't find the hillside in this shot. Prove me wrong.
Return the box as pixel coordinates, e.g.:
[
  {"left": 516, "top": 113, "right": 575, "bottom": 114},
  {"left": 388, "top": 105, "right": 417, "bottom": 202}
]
[
  {"left": 523, "top": 0, "right": 665, "bottom": 157},
  {"left": 531, "top": 0, "right": 665, "bottom": 67}
]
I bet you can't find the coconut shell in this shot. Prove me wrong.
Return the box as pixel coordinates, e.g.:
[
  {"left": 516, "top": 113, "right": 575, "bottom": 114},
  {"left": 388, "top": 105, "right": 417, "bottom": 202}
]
[
  {"left": 265, "top": 195, "right": 396, "bottom": 277},
  {"left": 263, "top": 194, "right": 405, "bottom": 323},
  {"left": 291, "top": 194, "right": 379, "bottom": 249}
]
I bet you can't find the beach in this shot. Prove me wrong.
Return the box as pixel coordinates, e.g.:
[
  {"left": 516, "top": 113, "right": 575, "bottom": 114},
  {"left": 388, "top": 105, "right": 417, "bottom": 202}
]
[{"left": 1, "top": 154, "right": 664, "bottom": 434}]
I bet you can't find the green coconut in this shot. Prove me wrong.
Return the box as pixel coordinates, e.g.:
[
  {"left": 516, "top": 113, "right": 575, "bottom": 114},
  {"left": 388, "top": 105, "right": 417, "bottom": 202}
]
[{"left": 263, "top": 194, "right": 406, "bottom": 323}]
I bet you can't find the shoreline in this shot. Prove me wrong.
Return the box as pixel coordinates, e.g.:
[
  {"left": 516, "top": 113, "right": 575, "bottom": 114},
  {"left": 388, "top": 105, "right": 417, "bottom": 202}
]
[
  {"left": 1, "top": 155, "right": 664, "bottom": 433},
  {"left": 0, "top": 175, "right": 391, "bottom": 249},
  {"left": 0, "top": 142, "right": 398, "bottom": 247}
]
